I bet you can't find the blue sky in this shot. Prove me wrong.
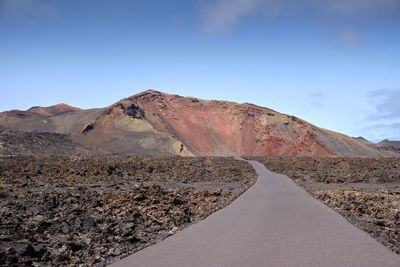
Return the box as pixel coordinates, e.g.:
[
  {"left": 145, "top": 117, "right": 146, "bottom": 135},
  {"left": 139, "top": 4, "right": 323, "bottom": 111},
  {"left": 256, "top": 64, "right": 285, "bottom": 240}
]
[{"left": 1, "top": 0, "right": 399, "bottom": 142}]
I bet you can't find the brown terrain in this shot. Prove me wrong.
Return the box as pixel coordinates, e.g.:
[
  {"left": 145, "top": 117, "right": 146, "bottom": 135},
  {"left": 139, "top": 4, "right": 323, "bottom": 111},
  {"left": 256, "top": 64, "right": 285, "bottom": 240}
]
[
  {"left": 377, "top": 139, "right": 400, "bottom": 153},
  {"left": 0, "top": 90, "right": 397, "bottom": 157},
  {"left": 0, "top": 130, "right": 92, "bottom": 157},
  {"left": 1, "top": 90, "right": 399, "bottom": 266},
  {"left": 3, "top": 104, "right": 81, "bottom": 118},
  {"left": 0, "top": 156, "right": 256, "bottom": 266},
  {"left": 252, "top": 157, "right": 400, "bottom": 254}
]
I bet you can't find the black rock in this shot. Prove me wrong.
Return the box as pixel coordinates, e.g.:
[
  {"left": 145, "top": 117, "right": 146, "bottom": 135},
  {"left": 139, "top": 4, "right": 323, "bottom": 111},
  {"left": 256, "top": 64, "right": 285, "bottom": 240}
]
[{"left": 66, "top": 241, "right": 84, "bottom": 252}]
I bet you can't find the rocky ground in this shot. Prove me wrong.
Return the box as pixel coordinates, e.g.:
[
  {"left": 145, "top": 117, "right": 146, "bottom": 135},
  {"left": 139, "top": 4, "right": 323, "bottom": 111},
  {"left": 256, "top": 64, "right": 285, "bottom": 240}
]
[
  {"left": 0, "top": 156, "right": 256, "bottom": 266},
  {"left": 253, "top": 157, "right": 400, "bottom": 254},
  {"left": 0, "top": 130, "right": 92, "bottom": 158}
]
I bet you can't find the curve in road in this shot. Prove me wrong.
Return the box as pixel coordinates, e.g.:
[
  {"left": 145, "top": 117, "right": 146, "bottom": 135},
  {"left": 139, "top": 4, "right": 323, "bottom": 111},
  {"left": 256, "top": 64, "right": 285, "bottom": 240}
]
[{"left": 110, "top": 159, "right": 400, "bottom": 267}]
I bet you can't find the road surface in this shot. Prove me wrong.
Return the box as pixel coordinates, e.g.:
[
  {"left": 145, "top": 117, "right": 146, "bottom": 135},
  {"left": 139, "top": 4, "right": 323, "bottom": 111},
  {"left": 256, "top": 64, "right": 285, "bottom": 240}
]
[{"left": 110, "top": 159, "right": 400, "bottom": 267}]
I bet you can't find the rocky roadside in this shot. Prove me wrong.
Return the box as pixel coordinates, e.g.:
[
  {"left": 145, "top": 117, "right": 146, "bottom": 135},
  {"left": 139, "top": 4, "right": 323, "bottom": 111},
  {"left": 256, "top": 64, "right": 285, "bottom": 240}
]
[
  {"left": 315, "top": 189, "right": 400, "bottom": 254},
  {"left": 0, "top": 156, "right": 256, "bottom": 266},
  {"left": 252, "top": 157, "right": 400, "bottom": 255}
]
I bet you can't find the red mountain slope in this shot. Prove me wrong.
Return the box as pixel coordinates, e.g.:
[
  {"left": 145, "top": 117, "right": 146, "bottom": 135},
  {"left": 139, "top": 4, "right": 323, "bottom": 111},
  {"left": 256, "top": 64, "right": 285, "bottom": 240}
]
[
  {"left": 130, "top": 91, "right": 390, "bottom": 157},
  {"left": 0, "top": 90, "right": 397, "bottom": 157}
]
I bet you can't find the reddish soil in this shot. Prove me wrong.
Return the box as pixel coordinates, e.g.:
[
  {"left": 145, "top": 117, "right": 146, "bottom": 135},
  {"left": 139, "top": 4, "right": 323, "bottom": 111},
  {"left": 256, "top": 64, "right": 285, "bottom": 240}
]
[{"left": 133, "top": 92, "right": 334, "bottom": 156}]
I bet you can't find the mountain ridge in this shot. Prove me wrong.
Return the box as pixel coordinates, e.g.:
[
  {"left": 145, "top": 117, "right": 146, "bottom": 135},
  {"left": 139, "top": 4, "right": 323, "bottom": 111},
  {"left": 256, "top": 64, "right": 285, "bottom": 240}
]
[
  {"left": 376, "top": 139, "right": 400, "bottom": 153},
  {"left": 0, "top": 90, "right": 397, "bottom": 157}
]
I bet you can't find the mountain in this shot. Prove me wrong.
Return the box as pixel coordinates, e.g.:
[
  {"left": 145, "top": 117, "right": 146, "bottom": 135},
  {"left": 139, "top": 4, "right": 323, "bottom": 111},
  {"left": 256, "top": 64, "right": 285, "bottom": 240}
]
[
  {"left": 376, "top": 139, "right": 400, "bottom": 153},
  {"left": 0, "top": 94, "right": 193, "bottom": 156},
  {"left": 353, "top": 136, "right": 374, "bottom": 146},
  {"left": 0, "top": 90, "right": 397, "bottom": 157},
  {"left": 4, "top": 103, "right": 80, "bottom": 117}
]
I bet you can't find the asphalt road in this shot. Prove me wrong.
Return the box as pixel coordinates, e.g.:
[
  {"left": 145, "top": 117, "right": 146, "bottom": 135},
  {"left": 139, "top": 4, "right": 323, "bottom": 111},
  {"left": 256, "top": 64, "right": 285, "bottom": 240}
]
[{"left": 109, "top": 159, "right": 400, "bottom": 267}]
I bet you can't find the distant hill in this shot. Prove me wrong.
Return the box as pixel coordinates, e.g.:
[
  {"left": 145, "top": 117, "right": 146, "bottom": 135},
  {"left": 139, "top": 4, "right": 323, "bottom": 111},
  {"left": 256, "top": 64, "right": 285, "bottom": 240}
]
[
  {"left": 353, "top": 137, "right": 374, "bottom": 146},
  {"left": 4, "top": 103, "right": 80, "bottom": 118},
  {"left": 376, "top": 139, "right": 400, "bottom": 153},
  {"left": 0, "top": 90, "right": 398, "bottom": 157}
]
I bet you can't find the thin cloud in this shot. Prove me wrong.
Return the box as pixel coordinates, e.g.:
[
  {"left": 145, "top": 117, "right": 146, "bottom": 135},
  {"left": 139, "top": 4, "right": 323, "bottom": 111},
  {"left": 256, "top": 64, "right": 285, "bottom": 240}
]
[
  {"left": 336, "top": 26, "right": 364, "bottom": 45},
  {"left": 308, "top": 92, "right": 324, "bottom": 108},
  {"left": 362, "top": 89, "right": 400, "bottom": 141},
  {"left": 368, "top": 89, "right": 400, "bottom": 120},
  {"left": 364, "top": 122, "right": 400, "bottom": 131},
  {"left": 0, "top": 0, "right": 59, "bottom": 18},
  {"left": 200, "top": 0, "right": 400, "bottom": 35},
  {"left": 309, "top": 92, "right": 324, "bottom": 98},
  {"left": 362, "top": 122, "right": 400, "bottom": 142},
  {"left": 315, "top": 0, "right": 400, "bottom": 16},
  {"left": 200, "top": 0, "right": 270, "bottom": 35}
]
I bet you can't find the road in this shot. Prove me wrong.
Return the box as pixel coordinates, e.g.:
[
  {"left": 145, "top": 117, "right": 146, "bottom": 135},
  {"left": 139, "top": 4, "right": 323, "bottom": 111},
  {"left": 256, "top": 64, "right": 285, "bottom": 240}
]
[{"left": 109, "top": 159, "right": 400, "bottom": 267}]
